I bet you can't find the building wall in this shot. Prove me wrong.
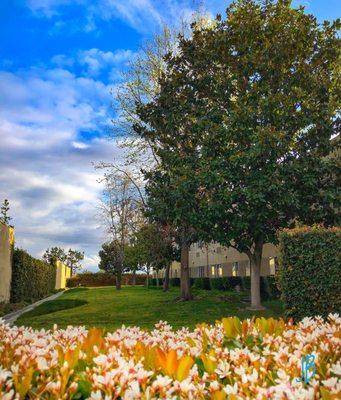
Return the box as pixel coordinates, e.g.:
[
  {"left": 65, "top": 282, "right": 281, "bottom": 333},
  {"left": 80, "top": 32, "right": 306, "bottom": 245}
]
[
  {"left": 55, "top": 260, "right": 71, "bottom": 289},
  {"left": 0, "top": 223, "right": 15, "bottom": 302},
  {"left": 167, "top": 242, "right": 279, "bottom": 279}
]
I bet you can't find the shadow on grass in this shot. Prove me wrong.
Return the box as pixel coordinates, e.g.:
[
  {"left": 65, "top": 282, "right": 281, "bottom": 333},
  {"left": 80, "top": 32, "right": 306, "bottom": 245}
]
[{"left": 20, "top": 299, "right": 88, "bottom": 318}]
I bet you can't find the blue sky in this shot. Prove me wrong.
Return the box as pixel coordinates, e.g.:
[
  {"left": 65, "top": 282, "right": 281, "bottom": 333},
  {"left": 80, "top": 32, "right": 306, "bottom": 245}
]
[{"left": 0, "top": 0, "right": 340, "bottom": 271}]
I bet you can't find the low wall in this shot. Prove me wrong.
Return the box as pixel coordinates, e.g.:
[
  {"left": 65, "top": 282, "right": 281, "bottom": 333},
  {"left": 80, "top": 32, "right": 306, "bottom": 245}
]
[
  {"left": 55, "top": 260, "right": 71, "bottom": 289},
  {"left": 0, "top": 223, "right": 14, "bottom": 303}
]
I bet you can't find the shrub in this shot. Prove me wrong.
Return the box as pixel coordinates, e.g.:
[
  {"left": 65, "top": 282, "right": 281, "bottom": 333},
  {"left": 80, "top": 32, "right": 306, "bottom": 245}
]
[
  {"left": 225, "top": 276, "right": 243, "bottom": 290},
  {"left": 210, "top": 277, "right": 226, "bottom": 290},
  {"left": 66, "top": 272, "right": 146, "bottom": 288},
  {"left": 1, "top": 315, "right": 340, "bottom": 399},
  {"left": 148, "top": 278, "right": 158, "bottom": 287},
  {"left": 264, "top": 276, "right": 281, "bottom": 300},
  {"left": 169, "top": 277, "right": 180, "bottom": 287},
  {"left": 10, "top": 248, "right": 56, "bottom": 303},
  {"left": 193, "top": 277, "right": 211, "bottom": 290},
  {"left": 278, "top": 226, "right": 341, "bottom": 320}
]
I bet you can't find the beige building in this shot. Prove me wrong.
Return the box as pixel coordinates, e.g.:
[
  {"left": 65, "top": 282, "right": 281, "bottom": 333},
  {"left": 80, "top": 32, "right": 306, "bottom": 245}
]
[
  {"left": 55, "top": 260, "right": 72, "bottom": 289},
  {"left": 0, "top": 223, "right": 15, "bottom": 302},
  {"left": 168, "top": 242, "right": 279, "bottom": 279}
]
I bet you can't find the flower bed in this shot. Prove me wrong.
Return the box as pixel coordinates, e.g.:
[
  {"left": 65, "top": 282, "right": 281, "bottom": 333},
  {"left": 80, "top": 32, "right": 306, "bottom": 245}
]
[{"left": 0, "top": 315, "right": 340, "bottom": 399}]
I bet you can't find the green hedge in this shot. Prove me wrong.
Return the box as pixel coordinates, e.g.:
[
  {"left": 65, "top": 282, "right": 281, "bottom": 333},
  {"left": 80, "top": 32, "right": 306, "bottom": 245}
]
[
  {"left": 146, "top": 275, "right": 281, "bottom": 300},
  {"left": 264, "top": 276, "right": 281, "bottom": 300},
  {"left": 11, "top": 248, "right": 56, "bottom": 303},
  {"left": 67, "top": 272, "right": 146, "bottom": 288},
  {"left": 278, "top": 226, "right": 341, "bottom": 320},
  {"left": 193, "top": 277, "right": 211, "bottom": 290},
  {"left": 210, "top": 277, "right": 225, "bottom": 290},
  {"left": 169, "top": 277, "right": 181, "bottom": 287}
]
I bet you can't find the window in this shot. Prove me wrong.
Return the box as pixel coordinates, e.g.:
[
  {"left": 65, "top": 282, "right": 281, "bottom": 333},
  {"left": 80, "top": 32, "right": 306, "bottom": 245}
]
[
  {"left": 269, "top": 257, "right": 277, "bottom": 275},
  {"left": 232, "top": 261, "right": 239, "bottom": 277},
  {"left": 211, "top": 266, "right": 215, "bottom": 277},
  {"left": 218, "top": 265, "right": 223, "bottom": 276}
]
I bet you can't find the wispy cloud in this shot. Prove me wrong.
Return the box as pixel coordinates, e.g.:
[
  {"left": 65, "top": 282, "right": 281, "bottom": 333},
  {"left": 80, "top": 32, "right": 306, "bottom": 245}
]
[
  {"left": 77, "top": 48, "right": 136, "bottom": 76},
  {"left": 0, "top": 57, "right": 125, "bottom": 271},
  {"left": 25, "top": 0, "right": 217, "bottom": 33}
]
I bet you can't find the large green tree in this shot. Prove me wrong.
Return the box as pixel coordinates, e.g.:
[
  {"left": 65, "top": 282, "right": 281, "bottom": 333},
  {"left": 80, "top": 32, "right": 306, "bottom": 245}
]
[{"left": 136, "top": 0, "right": 340, "bottom": 308}]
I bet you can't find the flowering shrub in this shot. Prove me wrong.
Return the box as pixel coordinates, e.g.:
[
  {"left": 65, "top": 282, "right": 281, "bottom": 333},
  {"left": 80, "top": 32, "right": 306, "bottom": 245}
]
[{"left": 0, "top": 315, "right": 340, "bottom": 399}]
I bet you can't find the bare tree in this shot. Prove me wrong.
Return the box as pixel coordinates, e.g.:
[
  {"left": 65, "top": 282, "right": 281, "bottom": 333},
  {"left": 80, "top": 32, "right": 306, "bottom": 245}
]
[{"left": 98, "top": 169, "right": 144, "bottom": 289}]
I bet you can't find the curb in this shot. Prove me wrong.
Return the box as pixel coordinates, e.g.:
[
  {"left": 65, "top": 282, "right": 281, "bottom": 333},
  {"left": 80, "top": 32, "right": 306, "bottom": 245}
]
[{"left": 3, "top": 291, "right": 65, "bottom": 325}]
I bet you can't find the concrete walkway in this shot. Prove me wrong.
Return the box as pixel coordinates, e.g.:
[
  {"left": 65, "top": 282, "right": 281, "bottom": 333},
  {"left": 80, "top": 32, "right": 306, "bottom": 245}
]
[{"left": 2, "top": 291, "right": 65, "bottom": 325}]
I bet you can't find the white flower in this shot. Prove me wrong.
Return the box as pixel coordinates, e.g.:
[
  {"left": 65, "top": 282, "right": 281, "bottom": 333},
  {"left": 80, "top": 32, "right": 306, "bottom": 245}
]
[
  {"left": 0, "top": 367, "right": 12, "bottom": 382},
  {"left": 224, "top": 382, "right": 238, "bottom": 395},
  {"left": 36, "top": 357, "right": 49, "bottom": 371},
  {"left": 124, "top": 381, "right": 140, "bottom": 399},
  {"left": 152, "top": 375, "right": 172, "bottom": 388},
  {"left": 209, "top": 380, "right": 219, "bottom": 391},
  {"left": 215, "top": 360, "right": 230, "bottom": 378},
  {"left": 330, "top": 363, "right": 341, "bottom": 376},
  {"left": 322, "top": 377, "right": 338, "bottom": 389},
  {"left": 93, "top": 354, "right": 108, "bottom": 367},
  {"left": 89, "top": 390, "right": 103, "bottom": 400}
]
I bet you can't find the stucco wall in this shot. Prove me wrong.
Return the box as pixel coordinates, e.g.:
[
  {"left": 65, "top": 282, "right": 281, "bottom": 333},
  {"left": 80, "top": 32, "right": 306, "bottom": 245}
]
[
  {"left": 55, "top": 260, "right": 71, "bottom": 289},
  {"left": 167, "top": 242, "right": 279, "bottom": 278},
  {"left": 0, "top": 223, "right": 14, "bottom": 302}
]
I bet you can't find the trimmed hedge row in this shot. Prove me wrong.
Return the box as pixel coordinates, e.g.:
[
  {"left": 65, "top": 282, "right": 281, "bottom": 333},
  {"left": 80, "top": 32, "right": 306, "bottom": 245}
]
[
  {"left": 66, "top": 272, "right": 146, "bottom": 288},
  {"left": 148, "top": 275, "right": 280, "bottom": 300},
  {"left": 10, "top": 248, "right": 56, "bottom": 303},
  {"left": 278, "top": 226, "right": 341, "bottom": 320}
]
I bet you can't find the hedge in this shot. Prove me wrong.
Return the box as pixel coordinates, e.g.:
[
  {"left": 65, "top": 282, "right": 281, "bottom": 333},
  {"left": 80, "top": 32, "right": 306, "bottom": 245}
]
[
  {"left": 169, "top": 277, "right": 181, "bottom": 287},
  {"left": 278, "top": 226, "right": 341, "bottom": 320},
  {"left": 66, "top": 272, "right": 146, "bottom": 288},
  {"left": 10, "top": 248, "right": 56, "bottom": 303},
  {"left": 194, "top": 277, "right": 211, "bottom": 290},
  {"left": 148, "top": 276, "right": 280, "bottom": 300}
]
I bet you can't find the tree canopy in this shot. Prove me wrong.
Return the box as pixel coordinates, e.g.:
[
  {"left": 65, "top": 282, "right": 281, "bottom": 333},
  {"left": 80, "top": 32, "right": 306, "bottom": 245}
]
[{"left": 135, "top": 0, "right": 340, "bottom": 307}]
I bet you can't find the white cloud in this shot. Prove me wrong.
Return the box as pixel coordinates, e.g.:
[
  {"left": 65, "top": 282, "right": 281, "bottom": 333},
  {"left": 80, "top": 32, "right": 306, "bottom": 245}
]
[
  {"left": 27, "top": 0, "right": 83, "bottom": 17},
  {"left": 25, "top": 0, "right": 225, "bottom": 34},
  {"left": 77, "top": 48, "right": 136, "bottom": 76},
  {"left": 0, "top": 60, "right": 126, "bottom": 272}
]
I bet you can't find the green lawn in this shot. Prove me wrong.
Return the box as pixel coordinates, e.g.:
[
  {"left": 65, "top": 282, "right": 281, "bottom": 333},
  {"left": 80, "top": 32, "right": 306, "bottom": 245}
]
[{"left": 16, "top": 286, "right": 283, "bottom": 331}]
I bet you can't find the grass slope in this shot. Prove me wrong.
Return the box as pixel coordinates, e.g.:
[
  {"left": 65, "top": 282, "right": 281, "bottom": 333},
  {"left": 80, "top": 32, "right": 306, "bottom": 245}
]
[{"left": 16, "top": 286, "right": 283, "bottom": 330}]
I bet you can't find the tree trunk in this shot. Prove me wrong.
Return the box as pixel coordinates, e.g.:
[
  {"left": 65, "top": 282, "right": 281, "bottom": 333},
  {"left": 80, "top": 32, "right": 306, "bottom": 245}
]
[
  {"left": 116, "top": 269, "right": 122, "bottom": 290},
  {"left": 247, "top": 240, "right": 265, "bottom": 310},
  {"left": 180, "top": 242, "right": 192, "bottom": 300},
  {"left": 132, "top": 269, "right": 136, "bottom": 285},
  {"left": 156, "top": 270, "right": 159, "bottom": 287},
  {"left": 146, "top": 267, "right": 150, "bottom": 288},
  {"left": 163, "top": 262, "right": 171, "bottom": 291}
]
